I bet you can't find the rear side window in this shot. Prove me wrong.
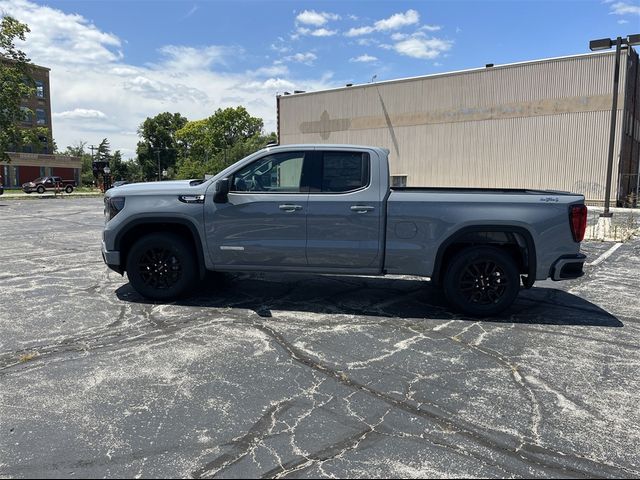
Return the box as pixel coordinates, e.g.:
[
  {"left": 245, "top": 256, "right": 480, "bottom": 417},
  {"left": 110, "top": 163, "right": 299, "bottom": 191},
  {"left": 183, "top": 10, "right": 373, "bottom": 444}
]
[{"left": 320, "top": 151, "right": 370, "bottom": 193}]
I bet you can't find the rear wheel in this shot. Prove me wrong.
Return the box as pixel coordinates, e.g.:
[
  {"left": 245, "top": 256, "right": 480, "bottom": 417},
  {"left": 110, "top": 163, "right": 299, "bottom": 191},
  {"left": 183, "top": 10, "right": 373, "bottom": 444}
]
[
  {"left": 65, "top": 185, "right": 74, "bottom": 194},
  {"left": 125, "top": 233, "right": 197, "bottom": 300},
  {"left": 443, "top": 246, "right": 520, "bottom": 317}
]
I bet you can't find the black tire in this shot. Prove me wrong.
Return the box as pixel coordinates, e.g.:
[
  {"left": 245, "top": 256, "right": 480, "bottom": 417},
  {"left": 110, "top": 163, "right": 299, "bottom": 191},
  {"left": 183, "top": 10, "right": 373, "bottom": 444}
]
[
  {"left": 443, "top": 246, "right": 520, "bottom": 317},
  {"left": 36, "top": 186, "right": 45, "bottom": 194},
  {"left": 65, "top": 185, "right": 74, "bottom": 194},
  {"left": 125, "top": 233, "right": 197, "bottom": 301}
]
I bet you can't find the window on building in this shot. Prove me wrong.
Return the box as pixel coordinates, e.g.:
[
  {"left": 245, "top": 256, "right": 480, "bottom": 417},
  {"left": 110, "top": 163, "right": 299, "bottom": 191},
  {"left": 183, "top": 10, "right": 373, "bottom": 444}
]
[
  {"left": 20, "top": 106, "right": 33, "bottom": 124},
  {"left": 391, "top": 175, "right": 408, "bottom": 188},
  {"left": 320, "top": 151, "right": 370, "bottom": 193},
  {"left": 35, "top": 80, "right": 44, "bottom": 98},
  {"left": 40, "top": 167, "right": 46, "bottom": 177},
  {"left": 39, "top": 135, "right": 49, "bottom": 154},
  {"left": 36, "top": 109, "right": 46, "bottom": 125},
  {"left": 13, "top": 167, "right": 19, "bottom": 187}
]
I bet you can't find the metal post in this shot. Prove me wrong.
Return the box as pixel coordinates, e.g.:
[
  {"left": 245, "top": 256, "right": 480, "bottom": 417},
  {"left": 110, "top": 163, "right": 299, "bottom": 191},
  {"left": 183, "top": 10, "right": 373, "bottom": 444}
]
[{"left": 602, "top": 37, "right": 623, "bottom": 217}]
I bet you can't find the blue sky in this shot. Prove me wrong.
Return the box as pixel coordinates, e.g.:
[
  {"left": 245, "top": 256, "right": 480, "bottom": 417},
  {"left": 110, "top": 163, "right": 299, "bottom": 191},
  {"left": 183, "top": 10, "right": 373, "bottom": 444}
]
[{"left": 0, "top": 0, "right": 638, "bottom": 156}]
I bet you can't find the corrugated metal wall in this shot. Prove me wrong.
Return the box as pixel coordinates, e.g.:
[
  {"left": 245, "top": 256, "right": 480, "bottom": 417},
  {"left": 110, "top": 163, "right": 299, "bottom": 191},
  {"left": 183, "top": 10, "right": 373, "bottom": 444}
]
[{"left": 279, "top": 52, "right": 627, "bottom": 203}]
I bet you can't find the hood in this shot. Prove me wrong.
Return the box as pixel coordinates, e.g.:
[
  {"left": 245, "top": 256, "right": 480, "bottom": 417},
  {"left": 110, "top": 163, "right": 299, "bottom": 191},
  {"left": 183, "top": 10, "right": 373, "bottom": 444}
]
[{"left": 106, "top": 179, "right": 210, "bottom": 197}]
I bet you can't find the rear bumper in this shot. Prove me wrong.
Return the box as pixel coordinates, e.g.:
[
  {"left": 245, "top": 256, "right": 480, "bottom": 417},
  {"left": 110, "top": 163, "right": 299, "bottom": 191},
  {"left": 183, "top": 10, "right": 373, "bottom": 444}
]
[
  {"left": 550, "top": 253, "right": 586, "bottom": 281},
  {"left": 102, "top": 240, "right": 123, "bottom": 274}
]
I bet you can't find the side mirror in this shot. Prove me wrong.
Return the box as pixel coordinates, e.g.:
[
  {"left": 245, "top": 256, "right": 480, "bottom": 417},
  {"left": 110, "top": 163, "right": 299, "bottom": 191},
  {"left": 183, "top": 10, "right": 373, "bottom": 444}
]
[{"left": 213, "top": 177, "right": 230, "bottom": 203}]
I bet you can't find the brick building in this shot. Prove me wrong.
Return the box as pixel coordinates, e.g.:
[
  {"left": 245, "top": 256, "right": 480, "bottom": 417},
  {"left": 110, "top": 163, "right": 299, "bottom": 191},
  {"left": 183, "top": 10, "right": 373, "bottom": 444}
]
[{"left": 0, "top": 60, "right": 81, "bottom": 189}]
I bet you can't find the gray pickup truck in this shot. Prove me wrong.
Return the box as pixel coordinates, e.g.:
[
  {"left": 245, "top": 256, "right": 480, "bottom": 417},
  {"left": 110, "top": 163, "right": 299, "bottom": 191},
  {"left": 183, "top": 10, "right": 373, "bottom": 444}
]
[{"left": 102, "top": 144, "right": 587, "bottom": 316}]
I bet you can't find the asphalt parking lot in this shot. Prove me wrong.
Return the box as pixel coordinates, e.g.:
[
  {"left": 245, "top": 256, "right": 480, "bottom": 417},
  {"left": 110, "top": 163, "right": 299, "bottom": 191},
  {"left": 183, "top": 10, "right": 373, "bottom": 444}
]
[{"left": 0, "top": 197, "right": 639, "bottom": 478}]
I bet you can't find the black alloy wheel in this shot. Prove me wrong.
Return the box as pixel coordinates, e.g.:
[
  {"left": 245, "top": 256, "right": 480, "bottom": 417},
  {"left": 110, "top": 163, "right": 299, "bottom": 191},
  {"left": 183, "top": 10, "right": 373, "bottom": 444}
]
[
  {"left": 443, "top": 246, "right": 520, "bottom": 317},
  {"left": 126, "top": 233, "right": 197, "bottom": 300},
  {"left": 65, "top": 185, "right": 73, "bottom": 193}
]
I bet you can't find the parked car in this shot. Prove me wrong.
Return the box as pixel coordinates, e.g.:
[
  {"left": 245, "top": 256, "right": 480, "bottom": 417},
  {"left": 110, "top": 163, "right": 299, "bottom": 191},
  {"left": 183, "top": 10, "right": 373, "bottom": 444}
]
[
  {"left": 0, "top": 173, "right": 3, "bottom": 196},
  {"left": 102, "top": 144, "right": 587, "bottom": 316},
  {"left": 22, "top": 176, "right": 76, "bottom": 194}
]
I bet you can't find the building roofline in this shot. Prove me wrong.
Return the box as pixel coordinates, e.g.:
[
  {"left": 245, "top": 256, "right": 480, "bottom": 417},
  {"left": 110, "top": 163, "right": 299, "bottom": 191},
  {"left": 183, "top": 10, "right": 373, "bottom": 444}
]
[
  {"left": 0, "top": 55, "right": 50, "bottom": 71},
  {"left": 278, "top": 49, "right": 624, "bottom": 100}
]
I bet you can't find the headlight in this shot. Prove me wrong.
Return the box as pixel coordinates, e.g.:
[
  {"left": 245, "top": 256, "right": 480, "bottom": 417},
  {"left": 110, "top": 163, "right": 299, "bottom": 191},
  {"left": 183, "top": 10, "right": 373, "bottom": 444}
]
[{"left": 104, "top": 196, "right": 125, "bottom": 221}]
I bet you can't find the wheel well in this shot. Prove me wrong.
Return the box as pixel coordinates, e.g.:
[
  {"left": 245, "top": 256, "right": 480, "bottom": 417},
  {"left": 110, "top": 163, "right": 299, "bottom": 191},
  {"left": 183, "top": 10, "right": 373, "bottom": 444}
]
[
  {"left": 434, "top": 230, "right": 534, "bottom": 287},
  {"left": 117, "top": 222, "right": 205, "bottom": 278}
]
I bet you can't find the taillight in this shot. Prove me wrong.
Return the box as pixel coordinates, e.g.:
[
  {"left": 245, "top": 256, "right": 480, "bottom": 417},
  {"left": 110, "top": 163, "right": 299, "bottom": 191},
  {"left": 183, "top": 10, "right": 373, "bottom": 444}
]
[{"left": 569, "top": 204, "right": 587, "bottom": 242}]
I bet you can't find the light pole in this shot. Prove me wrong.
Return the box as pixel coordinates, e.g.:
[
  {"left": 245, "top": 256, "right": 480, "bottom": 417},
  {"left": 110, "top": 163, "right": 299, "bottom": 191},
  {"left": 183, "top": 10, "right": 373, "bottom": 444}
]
[
  {"left": 103, "top": 166, "right": 111, "bottom": 191},
  {"left": 589, "top": 34, "right": 640, "bottom": 216}
]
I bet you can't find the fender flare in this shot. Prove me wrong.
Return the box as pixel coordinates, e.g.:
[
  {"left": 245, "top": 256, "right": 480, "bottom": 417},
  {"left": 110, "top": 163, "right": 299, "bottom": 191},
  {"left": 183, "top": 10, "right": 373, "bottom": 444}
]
[{"left": 431, "top": 225, "right": 537, "bottom": 288}]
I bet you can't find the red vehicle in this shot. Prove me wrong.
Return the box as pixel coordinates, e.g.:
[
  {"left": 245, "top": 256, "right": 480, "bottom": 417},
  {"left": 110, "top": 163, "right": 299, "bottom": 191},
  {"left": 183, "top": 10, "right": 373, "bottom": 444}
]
[{"left": 22, "top": 176, "right": 76, "bottom": 194}]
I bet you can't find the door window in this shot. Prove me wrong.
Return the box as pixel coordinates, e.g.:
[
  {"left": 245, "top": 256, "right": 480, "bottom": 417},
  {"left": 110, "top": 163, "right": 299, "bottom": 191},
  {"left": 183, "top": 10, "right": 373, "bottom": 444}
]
[
  {"left": 231, "top": 151, "right": 306, "bottom": 193},
  {"left": 320, "top": 151, "right": 370, "bottom": 193}
]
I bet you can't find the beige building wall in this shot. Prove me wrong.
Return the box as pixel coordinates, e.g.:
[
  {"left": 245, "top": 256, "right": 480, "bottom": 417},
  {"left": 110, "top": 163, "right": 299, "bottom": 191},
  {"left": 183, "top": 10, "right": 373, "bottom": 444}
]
[{"left": 278, "top": 52, "right": 626, "bottom": 203}]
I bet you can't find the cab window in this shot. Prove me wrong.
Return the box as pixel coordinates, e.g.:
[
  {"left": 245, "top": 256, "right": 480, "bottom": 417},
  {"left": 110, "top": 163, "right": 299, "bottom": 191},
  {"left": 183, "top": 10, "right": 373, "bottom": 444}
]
[{"left": 231, "top": 152, "right": 306, "bottom": 193}]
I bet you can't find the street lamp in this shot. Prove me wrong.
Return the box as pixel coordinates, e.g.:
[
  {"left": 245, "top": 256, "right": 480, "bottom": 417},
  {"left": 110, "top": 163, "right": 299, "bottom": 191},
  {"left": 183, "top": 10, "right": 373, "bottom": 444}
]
[
  {"left": 589, "top": 34, "right": 640, "bottom": 216},
  {"left": 103, "top": 166, "right": 111, "bottom": 191}
]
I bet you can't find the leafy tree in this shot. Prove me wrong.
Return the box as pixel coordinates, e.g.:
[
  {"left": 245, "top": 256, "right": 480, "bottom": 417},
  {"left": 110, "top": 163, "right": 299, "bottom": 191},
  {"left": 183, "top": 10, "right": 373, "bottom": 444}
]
[
  {"left": 175, "top": 107, "right": 271, "bottom": 179},
  {"left": 135, "top": 112, "right": 187, "bottom": 181},
  {"left": 109, "top": 150, "right": 130, "bottom": 181},
  {"left": 0, "top": 16, "right": 46, "bottom": 161}
]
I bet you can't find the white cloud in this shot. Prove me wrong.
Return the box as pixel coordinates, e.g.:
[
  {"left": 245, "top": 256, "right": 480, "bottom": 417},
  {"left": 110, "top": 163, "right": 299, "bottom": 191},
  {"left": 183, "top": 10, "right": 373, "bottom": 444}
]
[
  {"left": 183, "top": 5, "right": 198, "bottom": 19},
  {"left": 618, "top": 18, "right": 630, "bottom": 23},
  {"left": 350, "top": 54, "right": 378, "bottom": 63},
  {"left": 0, "top": 0, "right": 336, "bottom": 152},
  {"left": 295, "top": 9, "right": 340, "bottom": 26},
  {"left": 394, "top": 37, "right": 453, "bottom": 59},
  {"left": 311, "top": 28, "right": 337, "bottom": 37},
  {"left": 346, "top": 26, "right": 375, "bottom": 37},
  {"left": 374, "top": 9, "right": 420, "bottom": 31},
  {"left": 1, "top": 0, "right": 122, "bottom": 64},
  {"left": 356, "top": 38, "right": 378, "bottom": 46},
  {"left": 53, "top": 109, "right": 107, "bottom": 119},
  {"left": 421, "top": 24, "right": 442, "bottom": 32},
  {"left": 156, "top": 45, "right": 238, "bottom": 71},
  {"left": 253, "top": 64, "right": 290, "bottom": 76},
  {"left": 284, "top": 52, "right": 317, "bottom": 65},
  {"left": 345, "top": 9, "right": 420, "bottom": 37},
  {"left": 609, "top": 2, "right": 640, "bottom": 15},
  {"left": 391, "top": 32, "right": 408, "bottom": 41}
]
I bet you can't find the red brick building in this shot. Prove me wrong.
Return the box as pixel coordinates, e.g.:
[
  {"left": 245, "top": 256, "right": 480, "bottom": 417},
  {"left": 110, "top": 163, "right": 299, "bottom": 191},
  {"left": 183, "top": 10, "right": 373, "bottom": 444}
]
[{"left": 0, "top": 61, "right": 81, "bottom": 188}]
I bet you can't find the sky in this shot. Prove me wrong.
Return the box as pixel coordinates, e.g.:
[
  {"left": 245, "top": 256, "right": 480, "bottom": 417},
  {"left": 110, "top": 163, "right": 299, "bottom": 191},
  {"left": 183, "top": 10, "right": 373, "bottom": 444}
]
[{"left": 0, "top": 0, "right": 639, "bottom": 158}]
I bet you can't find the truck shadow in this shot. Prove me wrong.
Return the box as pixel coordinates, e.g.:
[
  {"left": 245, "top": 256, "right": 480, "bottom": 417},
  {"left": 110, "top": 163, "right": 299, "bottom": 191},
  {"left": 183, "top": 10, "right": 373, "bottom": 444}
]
[{"left": 115, "top": 272, "right": 622, "bottom": 327}]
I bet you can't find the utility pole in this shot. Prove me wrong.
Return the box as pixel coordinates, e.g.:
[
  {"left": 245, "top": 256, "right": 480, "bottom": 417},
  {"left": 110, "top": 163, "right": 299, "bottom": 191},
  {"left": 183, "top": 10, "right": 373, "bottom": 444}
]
[{"left": 154, "top": 149, "right": 162, "bottom": 181}]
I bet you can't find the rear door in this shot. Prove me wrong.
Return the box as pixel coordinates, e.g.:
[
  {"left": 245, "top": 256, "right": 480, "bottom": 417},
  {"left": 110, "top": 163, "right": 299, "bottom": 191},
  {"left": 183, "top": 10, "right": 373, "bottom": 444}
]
[{"left": 306, "top": 149, "right": 383, "bottom": 270}]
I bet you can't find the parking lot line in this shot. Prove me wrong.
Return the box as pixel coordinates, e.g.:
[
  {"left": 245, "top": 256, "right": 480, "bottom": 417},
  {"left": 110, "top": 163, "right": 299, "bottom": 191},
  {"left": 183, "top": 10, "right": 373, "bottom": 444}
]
[{"left": 586, "top": 242, "right": 623, "bottom": 267}]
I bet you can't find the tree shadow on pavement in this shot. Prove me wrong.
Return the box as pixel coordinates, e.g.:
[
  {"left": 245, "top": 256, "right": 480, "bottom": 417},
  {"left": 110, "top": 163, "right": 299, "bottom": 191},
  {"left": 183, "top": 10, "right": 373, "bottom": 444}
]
[{"left": 115, "top": 271, "right": 623, "bottom": 328}]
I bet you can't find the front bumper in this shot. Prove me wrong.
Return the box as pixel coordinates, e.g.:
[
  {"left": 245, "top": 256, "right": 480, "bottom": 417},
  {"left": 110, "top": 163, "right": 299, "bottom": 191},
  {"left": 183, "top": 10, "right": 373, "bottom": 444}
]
[
  {"left": 550, "top": 253, "right": 586, "bottom": 281},
  {"left": 102, "top": 240, "right": 123, "bottom": 274}
]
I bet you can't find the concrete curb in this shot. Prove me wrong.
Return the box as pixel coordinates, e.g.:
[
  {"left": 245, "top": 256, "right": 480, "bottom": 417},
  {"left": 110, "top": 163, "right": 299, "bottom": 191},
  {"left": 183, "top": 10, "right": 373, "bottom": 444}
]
[{"left": 0, "top": 192, "right": 103, "bottom": 200}]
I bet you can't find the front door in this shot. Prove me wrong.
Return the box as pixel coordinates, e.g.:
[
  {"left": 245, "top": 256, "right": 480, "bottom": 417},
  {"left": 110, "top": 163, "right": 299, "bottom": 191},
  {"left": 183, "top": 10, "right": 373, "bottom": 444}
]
[
  {"left": 207, "top": 150, "right": 310, "bottom": 268},
  {"left": 306, "top": 149, "right": 383, "bottom": 270}
]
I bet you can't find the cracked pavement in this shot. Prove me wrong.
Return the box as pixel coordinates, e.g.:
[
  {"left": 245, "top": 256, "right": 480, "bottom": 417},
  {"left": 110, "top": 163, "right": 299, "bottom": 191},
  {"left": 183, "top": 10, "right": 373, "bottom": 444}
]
[{"left": 0, "top": 197, "right": 639, "bottom": 478}]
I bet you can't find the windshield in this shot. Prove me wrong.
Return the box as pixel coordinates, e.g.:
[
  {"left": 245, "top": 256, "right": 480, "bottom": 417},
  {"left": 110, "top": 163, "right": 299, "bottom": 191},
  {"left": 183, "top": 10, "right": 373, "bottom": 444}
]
[{"left": 32, "top": 177, "right": 43, "bottom": 183}]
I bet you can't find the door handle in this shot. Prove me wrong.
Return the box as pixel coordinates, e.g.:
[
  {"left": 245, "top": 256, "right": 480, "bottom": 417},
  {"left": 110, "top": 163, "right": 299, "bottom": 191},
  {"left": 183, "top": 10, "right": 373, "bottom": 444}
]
[
  {"left": 279, "top": 204, "right": 303, "bottom": 212},
  {"left": 350, "top": 205, "right": 375, "bottom": 213}
]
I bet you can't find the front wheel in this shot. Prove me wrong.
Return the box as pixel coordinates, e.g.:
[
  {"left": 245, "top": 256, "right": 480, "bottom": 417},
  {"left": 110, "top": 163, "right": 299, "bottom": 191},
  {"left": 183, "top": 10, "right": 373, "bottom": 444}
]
[
  {"left": 443, "top": 246, "right": 520, "bottom": 317},
  {"left": 36, "top": 186, "right": 45, "bottom": 194},
  {"left": 125, "top": 233, "right": 197, "bottom": 300}
]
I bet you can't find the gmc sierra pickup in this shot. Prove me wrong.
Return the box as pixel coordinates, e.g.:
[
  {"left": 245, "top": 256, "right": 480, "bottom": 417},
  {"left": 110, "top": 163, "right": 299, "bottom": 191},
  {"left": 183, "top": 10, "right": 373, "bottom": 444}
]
[{"left": 102, "top": 145, "right": 587, "bottom": 316}]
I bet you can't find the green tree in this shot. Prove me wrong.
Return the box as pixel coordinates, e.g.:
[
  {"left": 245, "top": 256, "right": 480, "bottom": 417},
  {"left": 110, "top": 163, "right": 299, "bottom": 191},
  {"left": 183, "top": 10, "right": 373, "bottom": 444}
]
[
  {"left": 175, "top": 106, "right": 271, "bottom": 179},
  {"left": 109, "top": 150, "right": 130, "bottom": 181},
  {"left": 135, "top": 112, "right": 187, "bottom": 181},
  {"left": 0, "top": 16, "right": 45, "bottom": 161}
]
